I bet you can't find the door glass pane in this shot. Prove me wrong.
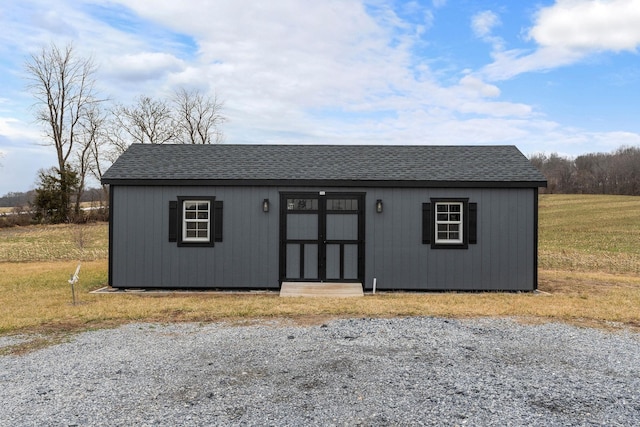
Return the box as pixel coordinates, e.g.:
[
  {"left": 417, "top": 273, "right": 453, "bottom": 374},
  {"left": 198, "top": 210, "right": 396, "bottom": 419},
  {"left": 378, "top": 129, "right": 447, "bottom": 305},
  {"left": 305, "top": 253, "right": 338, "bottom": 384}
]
[
  {"left": 286, "top": 244, "right": 300, "bottom": 279},
  {"left": 286, "top": 214, "right": 318, "bottom": 240},
  {"left": 303, "top": 244, "right": 318, "bottom": 279},
  {"left": 327, "top": 199, "right": 358, "bottom": 211},
  {"left": 326, "top": 214, "right": 358, "bottom": 240},
  {"left": 325, "top": 244, "right": 340, "bottom": 279},
  {"left": 343, "top": 244, "right": 358, "bottom": 279},
  {"left": 287, "top": 198, "right": 318, "bottom": 211}
]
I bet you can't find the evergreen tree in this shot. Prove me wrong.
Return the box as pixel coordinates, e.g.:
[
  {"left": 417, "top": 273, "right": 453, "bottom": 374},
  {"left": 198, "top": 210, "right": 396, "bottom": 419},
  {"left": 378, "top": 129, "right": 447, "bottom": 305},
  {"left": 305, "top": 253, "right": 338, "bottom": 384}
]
[{"left": 32, "top": 167, "right": 79, "bottom": 223}]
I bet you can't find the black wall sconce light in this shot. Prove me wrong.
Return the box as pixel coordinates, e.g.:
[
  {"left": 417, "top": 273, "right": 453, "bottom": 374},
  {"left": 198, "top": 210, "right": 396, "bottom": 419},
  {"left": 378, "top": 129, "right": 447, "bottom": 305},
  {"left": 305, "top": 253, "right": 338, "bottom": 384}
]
[
  {"left": 376, "top": 199, "right": 383, "bottom": 213},
  {"left": 262, "top": 198, "right": 270, "bottom": 213}
]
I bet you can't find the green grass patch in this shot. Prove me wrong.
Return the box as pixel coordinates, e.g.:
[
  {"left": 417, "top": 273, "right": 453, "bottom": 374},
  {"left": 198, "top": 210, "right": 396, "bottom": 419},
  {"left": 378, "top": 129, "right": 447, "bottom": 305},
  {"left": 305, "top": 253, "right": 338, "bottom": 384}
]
[{"left": 539, "top": 194, "right": 640, "bottom": 273}]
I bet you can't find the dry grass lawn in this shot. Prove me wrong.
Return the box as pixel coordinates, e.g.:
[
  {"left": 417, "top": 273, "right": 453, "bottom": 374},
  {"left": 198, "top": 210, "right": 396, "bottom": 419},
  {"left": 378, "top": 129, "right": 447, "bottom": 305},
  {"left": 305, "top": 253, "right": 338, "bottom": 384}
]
[
  {"left": 539, "top": 194, "right": 640, "bottom": 273},
  {"left": 1, "top": 194, "right": 639, "bottom": 344},
  {"left": 0, "top": 222, "right": 108, "bottom": 262}
]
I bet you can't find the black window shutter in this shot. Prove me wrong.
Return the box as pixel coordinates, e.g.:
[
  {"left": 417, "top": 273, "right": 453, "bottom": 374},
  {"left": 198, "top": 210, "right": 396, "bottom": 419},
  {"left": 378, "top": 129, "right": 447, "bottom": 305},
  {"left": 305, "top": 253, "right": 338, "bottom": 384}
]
[
  {"left": 469, "top": 202, "right": 477, "bottom": 244},
  {"left": 214, "top": 200, "right": 223, "bottom": 242},
  {"left": 169, "top": 201, "right": 178, "bottom": 242},
  {"left": 422, "top": 203, "right": 432, "bottom": 244}
]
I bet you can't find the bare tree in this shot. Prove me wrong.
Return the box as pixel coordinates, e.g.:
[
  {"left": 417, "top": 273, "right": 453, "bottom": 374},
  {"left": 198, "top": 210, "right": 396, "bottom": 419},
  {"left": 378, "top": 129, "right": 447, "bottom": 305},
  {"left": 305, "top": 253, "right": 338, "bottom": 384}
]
[
  {"left": 610, "top": 146, "right": 640, "bottom": 195},
  {"left": 575, "top": 153, "right": 609, "bottom": 194},
  {"left": 111, "top": 95, "right": 176, "bottom": 151},
  {"left": 84, "top": 106, "right": 109, "bottom": 182},
  {"left": 25, "top": 43, "right": 98, "bottom": 220},
  {"left": 172, "top": 88, "right": 225, "bottom": 144},
  {"left": 88, "top": 115, "right": 112, "bottom": 205},
  {"left": 73, "top": 104, "right": 107, "bottom": 214},
  {"left": 531, "top": 145, "right": 640, "bottom": 196},
  {"left": 107, "top": 88, "right": 225, "bottom": 154}
]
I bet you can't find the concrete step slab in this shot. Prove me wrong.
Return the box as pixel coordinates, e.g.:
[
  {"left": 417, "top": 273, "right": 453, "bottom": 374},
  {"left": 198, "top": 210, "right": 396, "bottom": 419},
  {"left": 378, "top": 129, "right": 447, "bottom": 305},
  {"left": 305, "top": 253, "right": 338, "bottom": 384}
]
[{"left": 280, "top": 282, "right": 364, "bottom": 297}]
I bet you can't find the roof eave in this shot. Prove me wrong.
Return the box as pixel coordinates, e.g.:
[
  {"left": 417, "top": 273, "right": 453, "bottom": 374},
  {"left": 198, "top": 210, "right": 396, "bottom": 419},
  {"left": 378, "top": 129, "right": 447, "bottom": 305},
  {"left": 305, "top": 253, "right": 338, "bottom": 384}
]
[{"left": 101, "top": 178, "right": 547, "bottom": 188}]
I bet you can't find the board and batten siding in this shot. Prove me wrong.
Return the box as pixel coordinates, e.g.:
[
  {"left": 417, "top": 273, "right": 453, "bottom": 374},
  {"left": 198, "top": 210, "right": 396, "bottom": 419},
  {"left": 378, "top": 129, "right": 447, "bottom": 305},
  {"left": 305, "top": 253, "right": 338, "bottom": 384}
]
[
  {"left": 365, "top": 187, "right": 536, "bottom": 291},
  {"left": 110, "top": 185, "right": 281, "bottom": 289},
  {"left": 110, "top": 185, "right": 537, "bottom": 291}
]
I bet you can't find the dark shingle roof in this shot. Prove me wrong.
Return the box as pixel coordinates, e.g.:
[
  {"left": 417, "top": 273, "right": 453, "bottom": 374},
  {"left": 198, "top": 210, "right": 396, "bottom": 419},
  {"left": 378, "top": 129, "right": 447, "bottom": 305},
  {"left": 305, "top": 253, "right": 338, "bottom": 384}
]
[{"left": 101, "top": 144, "right": 546, "bottom": 187}]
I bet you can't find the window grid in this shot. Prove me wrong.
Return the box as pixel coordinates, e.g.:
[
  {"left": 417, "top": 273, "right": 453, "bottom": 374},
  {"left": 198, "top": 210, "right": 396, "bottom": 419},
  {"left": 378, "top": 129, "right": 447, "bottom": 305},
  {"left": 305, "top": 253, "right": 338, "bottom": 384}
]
[
  {"left": 183, "top": 201, "right": 210, "bottom": 242},
  {"left": 327, "top": 199, "right": 359, "bottom": 211},
  {"left": 435, "top": 202, "right": 463, "bottom": 244},
  {"left": 287, "top": 198, "right": 318, "bottom": 211}
]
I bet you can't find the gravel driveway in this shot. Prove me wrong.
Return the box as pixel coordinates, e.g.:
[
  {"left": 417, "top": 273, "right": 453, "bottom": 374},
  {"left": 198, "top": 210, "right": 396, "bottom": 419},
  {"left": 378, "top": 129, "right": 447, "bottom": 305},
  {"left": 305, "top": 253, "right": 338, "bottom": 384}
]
[{"left": 1, "top": 317, "right": 639, "bottom": 426}]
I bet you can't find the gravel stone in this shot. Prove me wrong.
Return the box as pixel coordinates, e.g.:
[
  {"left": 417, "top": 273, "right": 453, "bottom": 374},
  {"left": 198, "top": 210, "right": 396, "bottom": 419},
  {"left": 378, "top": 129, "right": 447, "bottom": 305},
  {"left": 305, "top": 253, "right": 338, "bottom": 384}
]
[
  {"left": 0, "top": 334, "right": 36, "bottom": 349},
  {"left": 1, "top": 317, "right": 639, "bottom": 426}
]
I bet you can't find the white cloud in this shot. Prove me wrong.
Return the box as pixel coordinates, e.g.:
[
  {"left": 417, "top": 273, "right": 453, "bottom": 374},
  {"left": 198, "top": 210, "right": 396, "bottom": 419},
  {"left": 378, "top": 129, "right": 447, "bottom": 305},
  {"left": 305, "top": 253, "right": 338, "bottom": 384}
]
[
  {"left": 530, "top": 0, "right": 640, "bottom": 52},
  {"left": 0, "top": 117, "right": 55, "bottom": 194},
  {"left": 423, "top": 9, "right": 435, "bottom": 31},
  {"left": 590, "top": 130, "right": 640, "bottom": 148},
  {"left": 481, "top": 0, "right": 640, "bottom": 81},
  {"left": 73, "top": 0, "right": 551, "bottom": 145},
  {"left": 457, "top": 75, "right": 500, "bottom": 98},
  {"left": 458, "top": 101, "right": 532, "bottom": 118},
  {"left": 471, "top": 10, "right": 500, "bottom": 38},
  {"left": 0, "top": 117, "right": 42, "bottom": 141},
  {"left": 30, "top": 8, "right": 79, "bottom": 39},
  {"left": 0, "top": 140, "right": 56, "bottom": 194},
  {"left": 113, "top": 0, "right": 413, "bottom": 110},
  {"left": 471, "top": 10, "right": 504, "bottom": 53},
  {"left": 103, "top": 52, "right": 185, "bottom": 82},
  {"left": 482, "top": 46, "right": 584, "bottom": 80}
]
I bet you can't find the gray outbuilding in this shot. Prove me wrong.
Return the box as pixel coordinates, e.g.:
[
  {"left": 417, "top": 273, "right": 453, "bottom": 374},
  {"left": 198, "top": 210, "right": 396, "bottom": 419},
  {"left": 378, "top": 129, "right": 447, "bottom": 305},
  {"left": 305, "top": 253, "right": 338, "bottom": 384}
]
[{"left": 101, "top": 144, "right": 547, "bottom": 291}]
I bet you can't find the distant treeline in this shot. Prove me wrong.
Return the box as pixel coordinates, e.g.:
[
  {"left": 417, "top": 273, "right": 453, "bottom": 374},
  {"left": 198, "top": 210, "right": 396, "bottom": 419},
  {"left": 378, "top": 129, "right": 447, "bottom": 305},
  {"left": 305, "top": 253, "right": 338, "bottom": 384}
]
[
  {"left": 0, "top": 190, "right": 36, "bottom": 208},
  {"left": 530, "top": 146, "right": 640, "bottom": 195},
  {"left": 0, "top": 187, "right": 106, "bottom": 208}
]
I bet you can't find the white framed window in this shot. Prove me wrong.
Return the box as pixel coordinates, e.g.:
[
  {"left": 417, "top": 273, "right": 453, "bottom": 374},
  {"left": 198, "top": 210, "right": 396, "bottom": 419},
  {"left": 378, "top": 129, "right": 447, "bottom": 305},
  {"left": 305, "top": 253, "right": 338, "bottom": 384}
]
[
  {"left": 183, "top": 200, "right": 211, "bottom": 242},
  {"left": 435, "top": 202, "right": 463, "bottom": 244},
  {"left": 423, "top": 198, "right": 475, "bottom": 249}
]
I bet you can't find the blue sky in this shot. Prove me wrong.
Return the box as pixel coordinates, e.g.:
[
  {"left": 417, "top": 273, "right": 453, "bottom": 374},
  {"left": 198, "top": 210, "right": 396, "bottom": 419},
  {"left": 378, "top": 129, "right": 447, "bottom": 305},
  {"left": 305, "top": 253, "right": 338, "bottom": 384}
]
[{"left": 1, "top": 0, "right": 640, "bottom": 195}]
